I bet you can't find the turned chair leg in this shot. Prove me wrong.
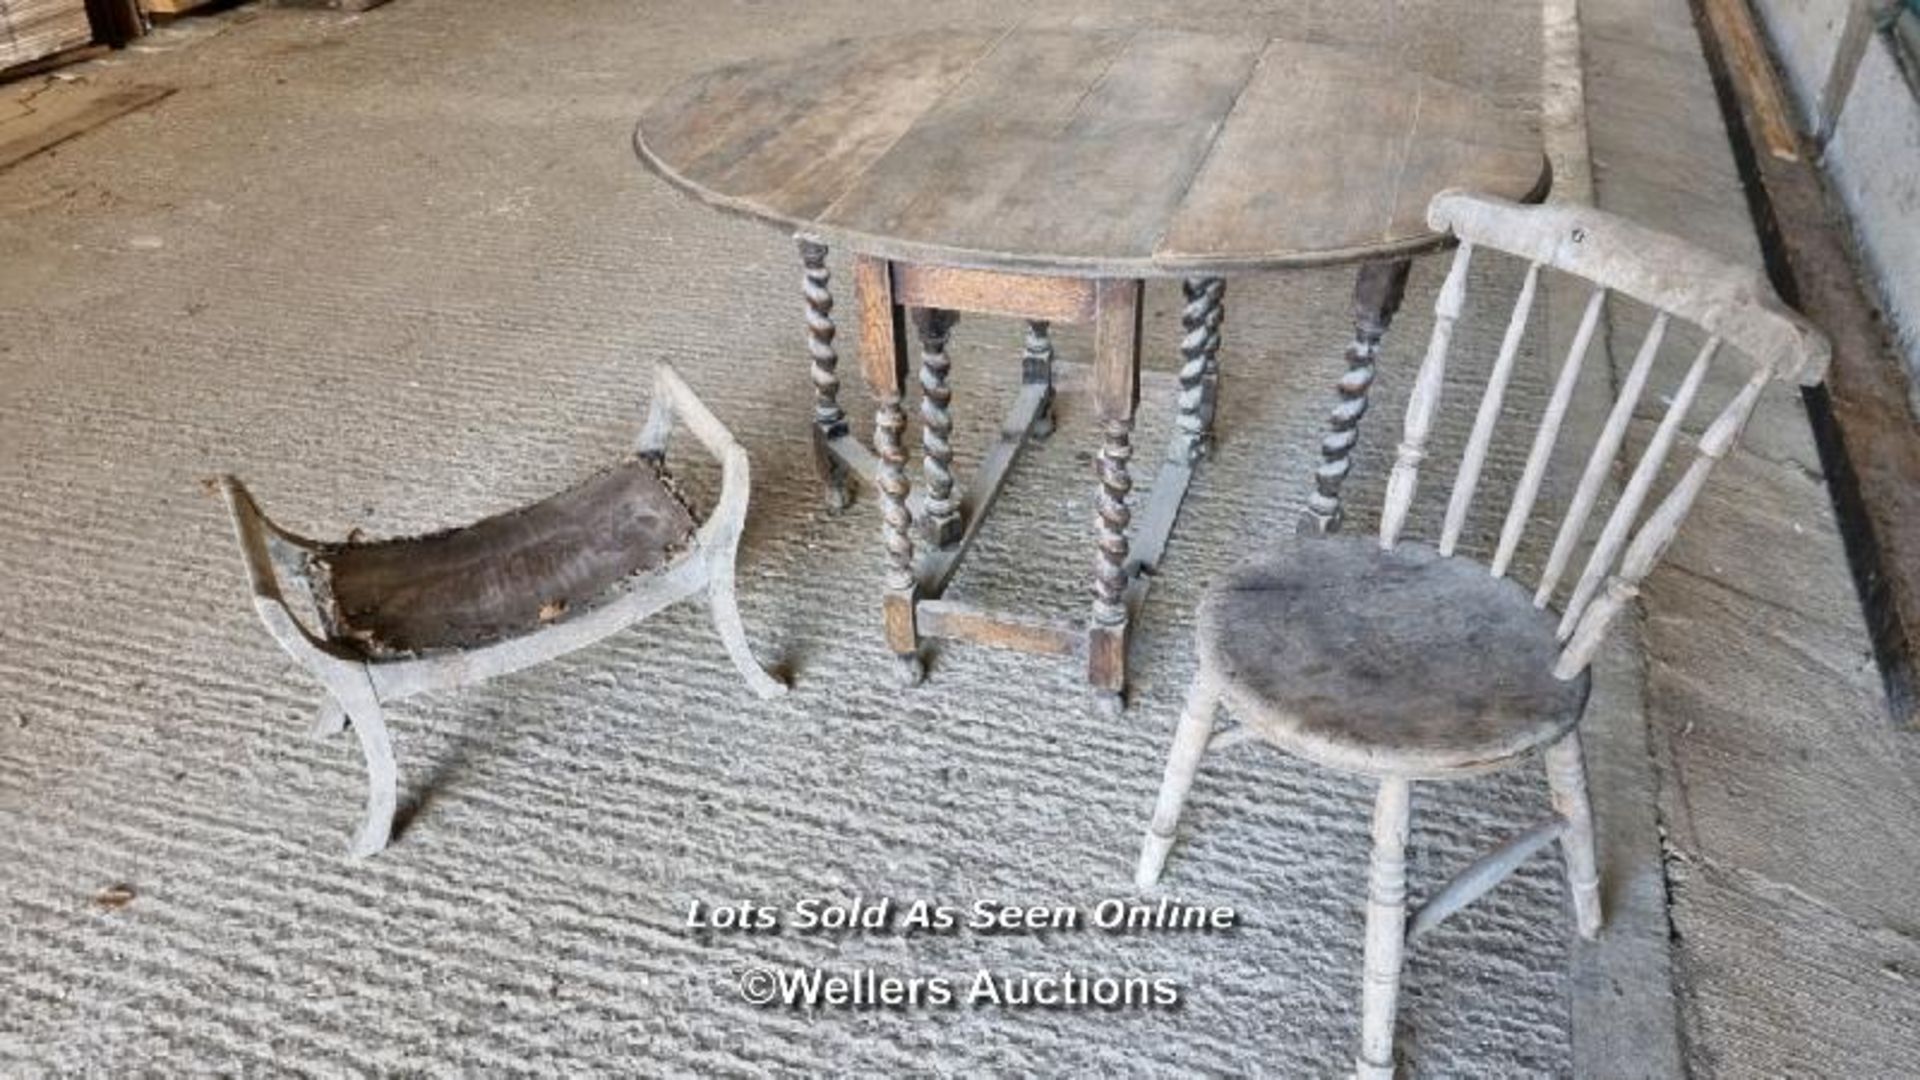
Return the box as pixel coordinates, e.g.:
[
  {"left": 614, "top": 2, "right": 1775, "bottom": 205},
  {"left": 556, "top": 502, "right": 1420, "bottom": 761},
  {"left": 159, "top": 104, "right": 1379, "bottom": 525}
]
[
  {"left": 1357, "top": 777, "right": 1413, "bottom": 1080},
  {"left": 1544, "top": 731, "right": 1603, "bottom": 938},
  {"left": 1136, "top": 678, "right": 1221, "bottom": 887},
  {"left": 706, "top": 560, "right": 790, "bottom": 700}
]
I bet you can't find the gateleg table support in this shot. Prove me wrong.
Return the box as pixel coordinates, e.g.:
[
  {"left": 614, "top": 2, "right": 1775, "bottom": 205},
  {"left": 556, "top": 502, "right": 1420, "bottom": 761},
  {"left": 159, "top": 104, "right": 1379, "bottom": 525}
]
[
  {"left": 852, "top": 255, "right": 925, "bottom": 686},
  {"left": 800, "top": 236, "right": 879, "bottom": 508},
  {"left": 1088, "top": 280, "right": 1144, "bottom": 717},
  {"left": 847, "top": 256, "right": 1197, "bottom": 711}
]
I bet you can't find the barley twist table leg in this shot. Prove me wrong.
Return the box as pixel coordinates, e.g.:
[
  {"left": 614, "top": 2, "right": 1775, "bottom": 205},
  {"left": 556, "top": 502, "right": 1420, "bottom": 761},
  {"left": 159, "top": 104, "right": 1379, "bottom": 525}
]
[
  {"left": 1024, "top": 319, "right": 1057, "bottom": 439},
  {"left": 799, "top": 237, "right": 852, "bottom": 512},
  {"left": 874, "top": 394, "right": 922, "bottom": 684},
  {"left": 914, "top": 307, "right": 962, "bottom": 548},
  {"left": 1175, "top": 277, "right": 1224, "bottom": 464},
  {"left": 1093, "top": 418, "right": 1134, "bottom": 626},
  {"left": 1303, "top": 257, "right": 1412, "bottom": 534}
]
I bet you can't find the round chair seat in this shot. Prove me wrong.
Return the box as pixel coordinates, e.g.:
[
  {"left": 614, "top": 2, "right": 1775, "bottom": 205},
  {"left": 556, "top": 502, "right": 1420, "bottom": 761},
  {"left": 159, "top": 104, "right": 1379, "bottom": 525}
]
[{"left": 1197, "top": 536, "right": 1590, "bottom": 778}]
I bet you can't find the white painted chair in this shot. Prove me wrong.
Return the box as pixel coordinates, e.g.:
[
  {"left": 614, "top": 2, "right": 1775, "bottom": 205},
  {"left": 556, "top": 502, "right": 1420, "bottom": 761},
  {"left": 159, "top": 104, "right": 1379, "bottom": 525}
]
[
  {"left": 1134, "top": 191, "right": 1828, "bottom": 1078},
  {"left": 222, "top": 364, "right": 786, "bottom": 858}
]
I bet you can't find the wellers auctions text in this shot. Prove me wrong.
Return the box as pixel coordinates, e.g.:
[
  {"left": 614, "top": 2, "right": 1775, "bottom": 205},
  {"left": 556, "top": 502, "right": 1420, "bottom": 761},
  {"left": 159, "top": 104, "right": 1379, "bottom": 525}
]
[{"left": 757, "top": 967, "right": 1182, "bottom": 1010}]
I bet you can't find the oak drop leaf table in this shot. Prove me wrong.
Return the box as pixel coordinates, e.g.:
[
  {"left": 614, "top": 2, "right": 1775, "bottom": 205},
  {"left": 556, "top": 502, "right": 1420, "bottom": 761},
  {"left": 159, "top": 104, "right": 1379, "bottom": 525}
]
[{"left": 635, "top": 29, "right": 1547, "bottom": 712}]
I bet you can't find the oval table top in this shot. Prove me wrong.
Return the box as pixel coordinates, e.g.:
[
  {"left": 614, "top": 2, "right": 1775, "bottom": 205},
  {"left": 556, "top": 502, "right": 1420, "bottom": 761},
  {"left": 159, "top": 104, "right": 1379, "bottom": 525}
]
[{"left": 635, "top": 29, "right": 1550, "bottom": 278}]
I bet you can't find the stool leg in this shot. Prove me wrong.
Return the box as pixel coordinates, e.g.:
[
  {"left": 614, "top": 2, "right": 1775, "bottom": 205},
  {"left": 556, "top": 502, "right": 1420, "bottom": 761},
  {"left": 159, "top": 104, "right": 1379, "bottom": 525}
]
[
  {"left": 1357, "top": 777, "right": 1413, "bottom": 1080},
  {"left": 706, "top": 556, "right": 790, "bottom": 701},
  {"left": 1545, "top": 731, "right": 1604, "bottom": 938},
  {"left": 1135, "top": 677, "right": 1221, "bottom": 887},
  {"left": 800, "top": 237, "right": 853, "bottom": 513},
  {"left": 316, "top": 677, "right": 397, "bottom": 861},
  {"left": 1303, "top": 258, "right": 1412, "bottom": 535},
  {"left": 311, "top": 696, "right": 347, "bottom": 739}
]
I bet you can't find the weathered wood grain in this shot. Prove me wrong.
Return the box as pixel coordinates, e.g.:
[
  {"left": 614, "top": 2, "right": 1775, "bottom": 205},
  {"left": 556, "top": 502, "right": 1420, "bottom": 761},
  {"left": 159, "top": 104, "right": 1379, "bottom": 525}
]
[
  {"left": 913, "top": 307, "right": 963, "bottom": 548},
  {"left": 891, "top": 263, "right": 1097, "bottom": 323},
  {"left": 1490, "top": 287, "right": 1607, "bottom": 578},
  {"left": 1427, "top": 192, "right": 1827, "bottom": 381},
  {"left": 1175, "top": 277, "right": 1225, "bottom": 464},
  {"left": 1357, "top": 778, "right": 1413, "bottom": 1080},
  {"left": 635, "top": 33, "right": 1002, "bottom": 222},
  {"left": 636, "top": 31, "right": 1547, "bottom": 276},
  {"left": 1159, "top": 39, "right": 1546, "bottom": 271},
  {"left": 1091, "top": 280, "right": 1143, "bottom": 633},
  {"left": 0, "top": 84, "right": 171, "bottom": 171},
  {"left": 1439, "top": 261, "right": 1541, "bottom": 556},
  {"left": 837, "top": 29, "right": 1263, "bottom": 263},
  {"left": 817, "top": 29, "right": 1136, "bottom": 253},
  {"left": 1379, "top": 241, "right": 1471, "bottom": 548},
  {"left": 916, "top": 600, "right": 1083, "bottom": 658}
]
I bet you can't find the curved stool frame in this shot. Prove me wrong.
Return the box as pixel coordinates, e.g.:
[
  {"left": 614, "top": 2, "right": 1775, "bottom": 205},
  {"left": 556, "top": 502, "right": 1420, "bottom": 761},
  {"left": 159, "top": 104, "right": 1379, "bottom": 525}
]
[{"left": 222, "top": 364, "right": 786, "bottom": 857}]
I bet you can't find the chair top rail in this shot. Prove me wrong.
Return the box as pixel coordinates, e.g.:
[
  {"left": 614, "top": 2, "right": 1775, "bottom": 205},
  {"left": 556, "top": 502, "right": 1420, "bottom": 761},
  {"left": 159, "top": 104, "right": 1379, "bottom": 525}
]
[{"left": 1427, "top": 190, "right": 1829, "bottom": 384}]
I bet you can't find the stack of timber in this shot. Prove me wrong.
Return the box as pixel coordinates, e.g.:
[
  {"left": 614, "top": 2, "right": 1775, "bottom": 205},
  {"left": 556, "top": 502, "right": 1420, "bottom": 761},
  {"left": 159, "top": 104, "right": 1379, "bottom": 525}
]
[
  {"left": 141, "top": 0, "right": 223, "bottom": 16},
  {"left": 0, "top": 0, "right": 92, "bottom": 72}
]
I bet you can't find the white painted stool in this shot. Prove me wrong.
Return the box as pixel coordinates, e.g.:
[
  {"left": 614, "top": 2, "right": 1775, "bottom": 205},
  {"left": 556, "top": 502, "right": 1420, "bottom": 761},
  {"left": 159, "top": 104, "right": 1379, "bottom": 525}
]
[{"left": 223, "top": 364, "right": 786, "bottom": 858}]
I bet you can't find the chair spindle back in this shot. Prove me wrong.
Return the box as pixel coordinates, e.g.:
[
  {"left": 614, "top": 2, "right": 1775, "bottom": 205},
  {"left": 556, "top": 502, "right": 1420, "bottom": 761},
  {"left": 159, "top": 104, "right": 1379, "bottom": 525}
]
[{"left": 1376, "top": 191, "right": 1829, "bottom": 679}]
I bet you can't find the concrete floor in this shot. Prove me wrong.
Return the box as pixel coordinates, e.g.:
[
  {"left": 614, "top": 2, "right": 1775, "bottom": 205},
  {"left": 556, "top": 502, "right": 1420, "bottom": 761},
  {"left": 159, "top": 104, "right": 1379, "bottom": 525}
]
[
  {"left": 0, "top": 1, "right": 1914, "bottom": 1076},
  {"left": 1581, "top": 1, "right": 1920, "bottom": 1075}
]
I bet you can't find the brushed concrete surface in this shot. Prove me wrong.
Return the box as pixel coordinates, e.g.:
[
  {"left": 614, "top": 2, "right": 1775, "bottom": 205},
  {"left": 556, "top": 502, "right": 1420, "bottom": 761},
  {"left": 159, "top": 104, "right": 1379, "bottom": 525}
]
[{"left": 0, "top": 3, "right": 1579, "bottom": 1075}]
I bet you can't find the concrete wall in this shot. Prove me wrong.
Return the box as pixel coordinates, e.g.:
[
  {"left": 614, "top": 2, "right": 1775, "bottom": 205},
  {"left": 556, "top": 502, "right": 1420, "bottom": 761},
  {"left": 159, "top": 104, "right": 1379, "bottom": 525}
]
[{"left": 1754, "top": 0, "right": 1920, "bottom": 402}]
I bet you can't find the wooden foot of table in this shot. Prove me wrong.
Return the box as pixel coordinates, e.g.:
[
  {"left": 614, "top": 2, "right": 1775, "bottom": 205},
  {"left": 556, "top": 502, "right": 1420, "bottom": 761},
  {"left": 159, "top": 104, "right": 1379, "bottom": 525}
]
[{"left": 1303, "top": 257, "right": 1412, "bottom": 535}]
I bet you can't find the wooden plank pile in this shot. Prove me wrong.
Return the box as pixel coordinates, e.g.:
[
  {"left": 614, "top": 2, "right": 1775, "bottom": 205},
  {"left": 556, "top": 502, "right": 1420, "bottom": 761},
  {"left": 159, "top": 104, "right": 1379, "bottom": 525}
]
[{"left": 0, "top": 0, "right": 93, "bottom": 71}]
